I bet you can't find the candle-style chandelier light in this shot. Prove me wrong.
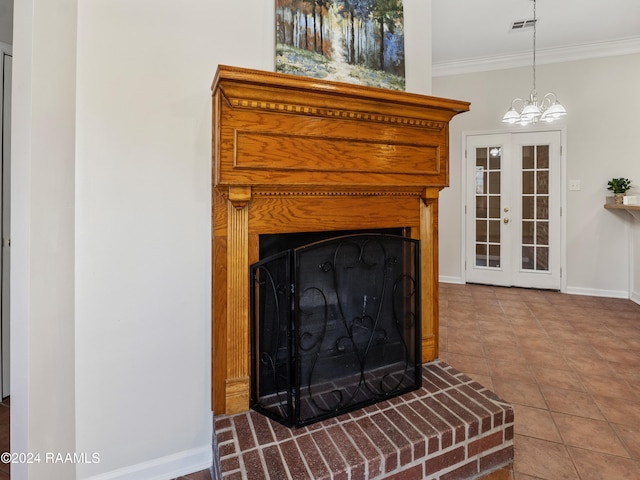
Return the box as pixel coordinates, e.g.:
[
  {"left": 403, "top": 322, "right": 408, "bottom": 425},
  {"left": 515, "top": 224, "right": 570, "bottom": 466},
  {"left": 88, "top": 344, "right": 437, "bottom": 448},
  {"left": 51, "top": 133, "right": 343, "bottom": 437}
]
[{"left": 502, "top": 0, "right": 567, "bottom": 125}]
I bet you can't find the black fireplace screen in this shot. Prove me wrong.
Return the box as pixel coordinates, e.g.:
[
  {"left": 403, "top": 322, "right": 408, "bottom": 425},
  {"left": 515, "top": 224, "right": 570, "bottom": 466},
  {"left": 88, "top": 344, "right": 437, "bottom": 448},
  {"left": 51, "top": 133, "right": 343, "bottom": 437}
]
[{"left": 250, "top": 233, "right": 421, "bottom": 427}]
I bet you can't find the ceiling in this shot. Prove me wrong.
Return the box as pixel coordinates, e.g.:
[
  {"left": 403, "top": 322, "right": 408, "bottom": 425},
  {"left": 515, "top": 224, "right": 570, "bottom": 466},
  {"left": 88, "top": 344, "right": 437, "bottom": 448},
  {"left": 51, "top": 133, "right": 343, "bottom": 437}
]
[{"left": 431, "top": 0, "right": 640, "bottom": 76}]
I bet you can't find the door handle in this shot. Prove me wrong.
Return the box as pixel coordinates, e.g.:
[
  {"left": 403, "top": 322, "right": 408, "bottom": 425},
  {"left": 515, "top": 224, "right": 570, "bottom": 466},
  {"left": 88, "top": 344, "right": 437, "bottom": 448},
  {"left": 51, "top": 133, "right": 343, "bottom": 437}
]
[{"left": 503, "top": 217, "right": 510, "bottom": 224}]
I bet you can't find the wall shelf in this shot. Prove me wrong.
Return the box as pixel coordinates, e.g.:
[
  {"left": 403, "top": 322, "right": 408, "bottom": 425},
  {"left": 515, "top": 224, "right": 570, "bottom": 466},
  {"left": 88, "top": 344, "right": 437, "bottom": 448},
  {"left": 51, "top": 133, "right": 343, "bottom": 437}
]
[{"left": 604, "top": 203, "right": 640, "bottom": 221}]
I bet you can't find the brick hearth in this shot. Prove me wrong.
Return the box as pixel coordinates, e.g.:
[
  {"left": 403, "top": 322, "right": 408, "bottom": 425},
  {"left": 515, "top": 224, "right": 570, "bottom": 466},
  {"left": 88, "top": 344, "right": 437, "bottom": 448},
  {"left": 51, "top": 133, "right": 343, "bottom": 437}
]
[{"left": 212, "top": 361, "right": 514, "bottom": 480}]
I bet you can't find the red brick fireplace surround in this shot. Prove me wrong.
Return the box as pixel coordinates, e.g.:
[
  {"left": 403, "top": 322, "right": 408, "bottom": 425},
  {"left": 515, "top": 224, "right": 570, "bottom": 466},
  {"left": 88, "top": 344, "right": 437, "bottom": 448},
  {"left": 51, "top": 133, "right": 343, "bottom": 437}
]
[{"left": 210, "top": 66, "right": 513, "bottom": 478}]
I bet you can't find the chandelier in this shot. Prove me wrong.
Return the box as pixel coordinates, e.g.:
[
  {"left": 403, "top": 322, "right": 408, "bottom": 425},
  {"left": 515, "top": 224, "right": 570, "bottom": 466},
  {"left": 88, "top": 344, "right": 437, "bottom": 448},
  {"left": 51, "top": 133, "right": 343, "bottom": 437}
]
[{"left": 502, "top": 0, "right": 567, "bottom": 125}]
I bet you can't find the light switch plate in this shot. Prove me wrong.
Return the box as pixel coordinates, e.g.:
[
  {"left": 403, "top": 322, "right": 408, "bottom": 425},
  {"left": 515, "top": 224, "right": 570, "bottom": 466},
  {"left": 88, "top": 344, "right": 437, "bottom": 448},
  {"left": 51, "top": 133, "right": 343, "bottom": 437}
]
[{"left": 569, "top": 180, "right": 581, "bottom": 191}]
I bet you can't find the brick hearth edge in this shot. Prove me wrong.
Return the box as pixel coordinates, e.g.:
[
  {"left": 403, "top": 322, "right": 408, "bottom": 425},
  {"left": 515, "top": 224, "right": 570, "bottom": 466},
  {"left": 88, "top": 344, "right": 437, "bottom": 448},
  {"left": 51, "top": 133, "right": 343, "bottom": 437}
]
[{"left": 212, "top": 360, "right": 514, "bottom": 480}]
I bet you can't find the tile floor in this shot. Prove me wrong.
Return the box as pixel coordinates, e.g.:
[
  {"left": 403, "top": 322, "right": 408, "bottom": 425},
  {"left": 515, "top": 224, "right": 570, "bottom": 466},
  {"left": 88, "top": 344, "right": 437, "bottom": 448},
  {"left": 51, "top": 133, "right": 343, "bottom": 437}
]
[
  {"left": 440, "top": 283, "right": 640, "bottom": 480},
  {"left": 3, "top": 282, "right": 640, "bottom": 479}
]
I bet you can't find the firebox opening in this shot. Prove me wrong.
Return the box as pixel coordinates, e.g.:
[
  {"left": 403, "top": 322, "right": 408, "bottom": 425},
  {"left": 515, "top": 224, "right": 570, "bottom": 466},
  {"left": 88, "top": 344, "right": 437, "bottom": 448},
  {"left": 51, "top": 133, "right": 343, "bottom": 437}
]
[
  {"left": 251, "top": 230, "right": 422, "bottom": 428},
  {"left": 259, "top": 227, "right": 407, "bottom": 260}
]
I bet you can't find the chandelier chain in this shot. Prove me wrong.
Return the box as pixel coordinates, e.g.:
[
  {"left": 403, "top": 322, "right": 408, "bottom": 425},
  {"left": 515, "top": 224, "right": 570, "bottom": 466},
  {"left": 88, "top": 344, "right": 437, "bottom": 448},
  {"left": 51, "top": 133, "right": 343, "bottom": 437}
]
[
  {"left": 501, "top": 0, "right": 566, "bottom": 125},
  {"left": 532, "top": 0, "right": 536, "bottom": 91}
]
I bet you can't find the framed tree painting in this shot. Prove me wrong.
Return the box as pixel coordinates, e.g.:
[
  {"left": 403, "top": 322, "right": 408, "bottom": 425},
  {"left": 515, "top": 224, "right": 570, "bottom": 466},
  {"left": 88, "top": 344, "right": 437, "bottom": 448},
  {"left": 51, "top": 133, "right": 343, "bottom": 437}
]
[{"left": 276, "top": 0, "right": 405, "bottom": 91}]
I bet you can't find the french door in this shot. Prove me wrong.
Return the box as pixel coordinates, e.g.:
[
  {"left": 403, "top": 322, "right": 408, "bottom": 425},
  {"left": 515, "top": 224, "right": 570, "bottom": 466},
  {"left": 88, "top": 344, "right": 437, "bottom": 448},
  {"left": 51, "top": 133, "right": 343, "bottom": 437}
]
[{"left": 465, "top": 131, "right": 562, "bottom": 290}]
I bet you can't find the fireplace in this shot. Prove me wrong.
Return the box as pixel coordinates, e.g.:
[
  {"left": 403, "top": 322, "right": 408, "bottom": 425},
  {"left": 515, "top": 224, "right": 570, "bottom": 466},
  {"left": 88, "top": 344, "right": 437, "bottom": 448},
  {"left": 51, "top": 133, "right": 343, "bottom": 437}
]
[
  {"left": 251, "top": 231, "right": 421, "bottom": 427},
  {"left": 211, "top": 65, "right": 470, "bottom": 416},
  {"left": 211, "top": 67, "right": 514, "bottom": 480}
]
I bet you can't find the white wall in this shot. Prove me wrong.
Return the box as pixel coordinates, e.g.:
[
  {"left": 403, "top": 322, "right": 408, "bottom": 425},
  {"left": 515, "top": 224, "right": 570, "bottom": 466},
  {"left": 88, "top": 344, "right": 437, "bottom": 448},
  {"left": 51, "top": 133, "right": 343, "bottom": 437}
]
[
  {"left": 74, "top": 1, "right": 229, "bottom": 477},
  {"left": 11, "top": 0, "right": 77, "bottom": 479},
  {"left": 433, "top": 53, "right": 640, "bottom": 298},
  {"left": 0, "top": 0, "right": 12, "bottom": 46},
  {"left": 404, "top": 0, "right": 432, "bottom": 95},
  {"left": 633, "top": 220, "right": 640, "bottom": 303},
  {"left": 12, "top": 0, "right": 433, "bottom": 478}
]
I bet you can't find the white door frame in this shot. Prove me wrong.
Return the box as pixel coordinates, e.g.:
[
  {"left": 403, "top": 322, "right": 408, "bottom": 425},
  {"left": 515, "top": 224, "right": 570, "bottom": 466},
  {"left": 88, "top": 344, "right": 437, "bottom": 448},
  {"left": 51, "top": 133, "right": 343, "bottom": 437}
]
[
  {"left": 0, "top": 41, "right": 11, "bottom": 397},
  {"left": 460, "top": 127, "right": 567, "bottom": 293}
]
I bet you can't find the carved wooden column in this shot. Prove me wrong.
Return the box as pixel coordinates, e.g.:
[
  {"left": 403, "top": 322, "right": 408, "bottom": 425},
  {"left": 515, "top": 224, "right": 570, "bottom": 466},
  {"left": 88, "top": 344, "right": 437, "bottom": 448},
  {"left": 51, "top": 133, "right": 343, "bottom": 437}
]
[
  {"left": 224, "top": 186, "right": 252, "bottom": 413},
  {"left": 211, "top": 65, "right": 469, "bottom": 415},
  {"left": 421, "top": 187, "right": 440, "bottom": 360}
]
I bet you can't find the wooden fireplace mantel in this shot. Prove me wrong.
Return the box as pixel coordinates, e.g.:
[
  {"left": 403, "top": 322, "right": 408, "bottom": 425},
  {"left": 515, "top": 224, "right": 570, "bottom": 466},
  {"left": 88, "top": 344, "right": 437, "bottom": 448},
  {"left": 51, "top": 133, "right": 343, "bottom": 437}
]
[{"left": 211, "top": 65, "right": 469, "bottom": 415}]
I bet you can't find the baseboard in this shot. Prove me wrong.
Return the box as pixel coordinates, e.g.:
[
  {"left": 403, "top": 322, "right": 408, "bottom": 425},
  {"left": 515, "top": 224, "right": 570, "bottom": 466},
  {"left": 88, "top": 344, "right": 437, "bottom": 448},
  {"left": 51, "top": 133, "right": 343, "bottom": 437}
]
[
  {"left": 439, "top": 275, "right": 464, "bottom": 285},
  {"left": 86, "top": 445, "right": 212, "bottom": 480},
  {"left": 439, "top": 279, "right": 631, "bottom": 300},
  {"left": 565, "top": 286, "right": 629, "bottom": 299}
]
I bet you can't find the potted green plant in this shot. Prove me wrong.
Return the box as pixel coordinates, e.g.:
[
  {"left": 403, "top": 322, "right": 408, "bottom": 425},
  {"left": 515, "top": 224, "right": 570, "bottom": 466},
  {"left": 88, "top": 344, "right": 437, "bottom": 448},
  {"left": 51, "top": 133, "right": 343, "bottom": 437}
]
[{"left": 607, "top": 177, "right": 632, "bottom": 205}]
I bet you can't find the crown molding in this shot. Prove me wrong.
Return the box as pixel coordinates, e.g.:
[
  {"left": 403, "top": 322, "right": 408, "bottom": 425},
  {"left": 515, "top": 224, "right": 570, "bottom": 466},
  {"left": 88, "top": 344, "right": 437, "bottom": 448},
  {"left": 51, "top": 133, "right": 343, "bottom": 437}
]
[{"left": 432, "top": 36, "right": 640, "bottom": 77}]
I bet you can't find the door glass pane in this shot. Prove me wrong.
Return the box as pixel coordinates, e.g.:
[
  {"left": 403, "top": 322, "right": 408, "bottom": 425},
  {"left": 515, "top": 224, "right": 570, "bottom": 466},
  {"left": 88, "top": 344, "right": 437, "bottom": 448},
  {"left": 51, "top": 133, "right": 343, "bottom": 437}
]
[
  {"left": 521, "top": 145, "right": 550, "bottom": 272},
  {"left": 537, "top": 247, "right": 549, "bottom": 270},
  {"left": 476, "top": 196, "right": 487, "bottom": 217},
  {"left": 522, "top": 146, "right": 534, "bottom": 169},
  {"left": 537, "top": 171, "right": 549, "bottom": 194},
  {"left": 489, "top": 220, "right": 500, "bottom": 243},
  {"left": 475, "top": 147, "right": 501, "bottom": 269},
  {"left": 537, "top": 222, "right": 549, "bottom": 245},
  {"left": 489, "top": 245, "right": 500, "bottom": 268},
  {"left": 522, "top": 246, "right": 534, "bottom": 270},
  {"left": 537, "top": 197, "right": 549, "bottom": 220},
  {"left": 489, "top": 196, "right": 501, "bottom": 218},
  {"left": 476, "top": 220, "right": 487, "bottom": 241},
  {"left": 522, "top": 171, "right": 534, "bottom": 195},
  {"left": 522, "top": 197, "right": 534, "bottom": 220},
  {"left": 489, "top": 172, "right": 501, "bottom": 194},
  {"left": 476, "top": 149, "right": 487, "bottom": 169},
  {"left": 476, "top": 244, "right": 487, "bottom": 266},
  {"left": 522, "top": 221, "right": 534, "bottom": 244},
  {"left": 537, "top": 146, "right": 549, "bottom": 169},
  {"left": 489, "top": 146, "right": 501, "bottom": 170}
]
